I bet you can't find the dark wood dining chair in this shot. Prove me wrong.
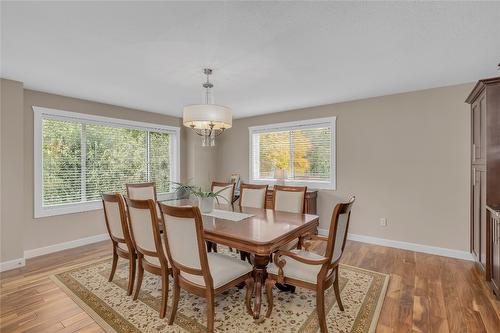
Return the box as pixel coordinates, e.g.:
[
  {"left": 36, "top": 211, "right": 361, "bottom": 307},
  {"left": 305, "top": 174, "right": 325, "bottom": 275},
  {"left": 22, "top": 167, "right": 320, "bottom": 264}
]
[
  {"left": 125, "top": 197, "right": 171, "bottom": 319},
  {"left": 211, "top": 181, "right": 236, "bottom": 205},
  {"left": 207, "top": 181, "right": 236, "bottom": 252},
  {"left": 238, "top": 183, "right": 269, "bottom": 261},
  {"left": 101, "top": 193, "right": 136, "bottom": 296},
  {"left": 126, "top": 182, "right": 161, "bottom": 219},
  {"left": 265, "top": 196, "right": 355, "bottom": 333},
  {"left": 159, "top": 203, "right": 254, "bottom": 333},
  {"left": 239, "top": 183, "right": 268, "bottom": 209},
  {"left": 273, "top": 185, "right": 307, "bottom": 250}
]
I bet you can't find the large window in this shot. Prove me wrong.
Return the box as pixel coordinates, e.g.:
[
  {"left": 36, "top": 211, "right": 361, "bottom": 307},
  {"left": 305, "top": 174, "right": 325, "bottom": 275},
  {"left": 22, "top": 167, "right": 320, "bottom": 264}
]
[
  {"left": 34, "top": 107, "right": 180, "bottom": 217},
  {"left": 249, "top": 117, "right": 336, "bottom": 189}
]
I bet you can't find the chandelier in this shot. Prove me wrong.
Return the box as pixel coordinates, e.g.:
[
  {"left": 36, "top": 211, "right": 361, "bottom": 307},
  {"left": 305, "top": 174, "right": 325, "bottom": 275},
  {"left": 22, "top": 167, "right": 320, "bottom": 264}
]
[{"left": 183, "top": 68, "right": 232, "bottom": 146}]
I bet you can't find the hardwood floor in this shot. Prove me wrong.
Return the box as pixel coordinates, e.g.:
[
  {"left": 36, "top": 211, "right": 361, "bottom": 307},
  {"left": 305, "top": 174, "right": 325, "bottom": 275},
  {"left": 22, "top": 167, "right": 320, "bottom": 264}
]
[{"left": 1, "top": 240, "right": 499, "bottom": 332}]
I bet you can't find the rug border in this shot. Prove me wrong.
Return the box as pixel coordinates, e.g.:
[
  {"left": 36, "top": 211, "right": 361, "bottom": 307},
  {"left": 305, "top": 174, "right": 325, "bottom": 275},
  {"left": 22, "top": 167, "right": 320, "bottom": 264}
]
[
  {"left": 367, "top": 270, "right": 389, "bottom": 333},
  {"left": 50, "top": 260, "right": 390, "bottom": 333},
  {"left": 50, "top": 274, "right": 117, "bottom": 333}
]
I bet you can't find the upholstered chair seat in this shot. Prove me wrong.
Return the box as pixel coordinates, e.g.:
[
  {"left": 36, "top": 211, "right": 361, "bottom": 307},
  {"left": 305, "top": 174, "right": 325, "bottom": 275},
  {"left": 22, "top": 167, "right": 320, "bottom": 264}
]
[
  {"left": 181, "top": 252, "right": 252, "bottom": 288},
  {"left": 267, "top": 249, "right": 327, "bottom": 284}
]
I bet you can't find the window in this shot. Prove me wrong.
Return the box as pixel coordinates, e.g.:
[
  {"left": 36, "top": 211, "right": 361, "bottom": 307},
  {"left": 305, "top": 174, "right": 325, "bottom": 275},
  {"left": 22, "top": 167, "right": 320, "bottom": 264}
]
[
  {"left": 34, "top": 106, "right": 180, "bottom": 218},
  {"left": 249, "top": 117, "right": 336, "bottom": 190}
]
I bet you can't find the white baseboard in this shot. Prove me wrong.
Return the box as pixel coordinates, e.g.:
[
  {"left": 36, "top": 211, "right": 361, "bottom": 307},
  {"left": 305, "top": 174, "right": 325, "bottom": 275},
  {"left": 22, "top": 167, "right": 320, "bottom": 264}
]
[
  {"left": 0, "top": 257, "right": 26, "bottom": 272},
  {"left": 24, "top": 233, "right": 110, "bottom": 259},
  {"left": 317, "top": 228, "right": 473, "bottom": 261}
]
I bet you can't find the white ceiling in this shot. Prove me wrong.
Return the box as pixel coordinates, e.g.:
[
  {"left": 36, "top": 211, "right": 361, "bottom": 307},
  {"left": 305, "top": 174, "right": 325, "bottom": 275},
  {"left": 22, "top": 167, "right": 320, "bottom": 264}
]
[{"left": 1, "top": 1, "right": 499, "bottom": 119}]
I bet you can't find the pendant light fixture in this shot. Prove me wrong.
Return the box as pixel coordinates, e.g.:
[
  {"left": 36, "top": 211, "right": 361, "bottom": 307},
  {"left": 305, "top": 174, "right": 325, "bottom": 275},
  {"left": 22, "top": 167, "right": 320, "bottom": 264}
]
[{"left": 183, "top": 68, "right": 232, "bottom": 146}]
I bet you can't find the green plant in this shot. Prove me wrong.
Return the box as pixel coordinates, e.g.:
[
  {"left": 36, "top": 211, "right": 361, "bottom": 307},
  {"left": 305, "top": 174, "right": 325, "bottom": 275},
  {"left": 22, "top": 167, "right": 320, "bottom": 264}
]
[{"left": 171, "top": 182, "right": 230, "bottom": 204}]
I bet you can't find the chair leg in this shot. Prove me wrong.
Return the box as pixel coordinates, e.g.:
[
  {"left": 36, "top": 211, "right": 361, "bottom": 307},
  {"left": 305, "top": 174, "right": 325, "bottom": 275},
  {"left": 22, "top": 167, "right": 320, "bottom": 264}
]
[
  {"left": 127, "top": 254, "right": 136, "bottom": 296},
  {"left": 206, "top": 291, "right": 215, "bottom": 333},
  {"left": 133, "top": 255, "right": 144, "bottom": 301},
  {"left": 333, "top": 269, "right": 344, "bottom": 311},
  {"left": 169, "top": 273, "right": 180, "bottom": 325},
  {"left": 159, "top": 269, "right": 169, "bottom": 319},
  {"left": 265, "top": 278, "right": 275, "bottom": 318},
  {"left": 109, "top": 247, "right": 118, "bottom": 282},
  {"left": 316, "top": 287, "right": 328, "bottom": 333},
  {"left": 244, "top": 277, "right": 254, "bottom": 315}
]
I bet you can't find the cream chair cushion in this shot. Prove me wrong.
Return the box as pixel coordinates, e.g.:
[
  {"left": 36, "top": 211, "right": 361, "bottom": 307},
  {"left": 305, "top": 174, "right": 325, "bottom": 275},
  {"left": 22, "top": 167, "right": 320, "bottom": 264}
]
[
  {"left": 267, "top": 249, "right": 326, "bottom": 284},
  {"left": 274, "top": 190, "right": 305, "bottom": 213},
  {"left": 213, "top": 185, "right": 233, "bottom": 204},
  {"left": 103, "top": 200, "right": 124, "bottom": 239},
  {"left": 128, "top": 186, "right": 155, "bottom": 200},
  {"left": 127, "top": 185, "right": 162, "bottom": 219},
  {"left": 142, "top": 237, "right": 170, "bottom": 268},
  {"left": 240, "top": 188, "right": 267, "bottom": 208},
  {"left": 181, "top": 252, "right": 252, "bottom": 288}
]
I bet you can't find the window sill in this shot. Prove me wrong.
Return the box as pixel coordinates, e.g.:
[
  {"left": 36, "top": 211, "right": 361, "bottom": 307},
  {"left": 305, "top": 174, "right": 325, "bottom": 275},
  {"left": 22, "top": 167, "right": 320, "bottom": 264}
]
[
  {"left": 35, "top": 191, "right": 178, "bottom": 218},
  {"left": 250, "top": 179, "right": 336, "bottom": 190}
]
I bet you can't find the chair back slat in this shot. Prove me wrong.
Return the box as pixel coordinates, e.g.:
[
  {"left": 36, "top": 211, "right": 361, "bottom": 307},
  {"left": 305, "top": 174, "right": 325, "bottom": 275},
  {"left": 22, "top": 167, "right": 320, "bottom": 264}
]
[
  {"left": 126, "top": 182, "right": 157, "bottom": 200},
  {"left": 102, "top": 193, "right": 128, "bottom": 243},
  {"left": 325, "top": 197, "right": 355, "bottom": 264},
  {"left": 239, "top": 183, "right": 268, "bottom": 209},
  {"left": 211, "top": 181, "right": 235, "bottom": 204},
  {"left": 159, "top": 204, "right": 210, "bottom": 282},
  {"left": 125, "top": 198, "right": 166, "bottom": 263},
  {"left": 273, "top": 185, "right": 306, "bottom": 214}
]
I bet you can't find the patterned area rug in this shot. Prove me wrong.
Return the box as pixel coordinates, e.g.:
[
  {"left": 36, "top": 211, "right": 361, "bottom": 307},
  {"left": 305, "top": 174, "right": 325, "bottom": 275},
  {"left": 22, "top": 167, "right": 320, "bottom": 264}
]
[{"left": 51, "top": 249, "right": 388, "bottom": 333}]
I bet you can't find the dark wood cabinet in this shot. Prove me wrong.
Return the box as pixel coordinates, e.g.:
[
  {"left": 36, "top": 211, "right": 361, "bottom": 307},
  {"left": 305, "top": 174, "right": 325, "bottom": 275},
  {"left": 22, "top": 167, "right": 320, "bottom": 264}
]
[
  {"left": 489, "top": 208, "right": 500, "bottom": 297},
  {"left": 472, "top": 166, "right": 487, "bottom": 268},
  {"left": 466, "top": 77, "right": 500, "bottom": 299}
]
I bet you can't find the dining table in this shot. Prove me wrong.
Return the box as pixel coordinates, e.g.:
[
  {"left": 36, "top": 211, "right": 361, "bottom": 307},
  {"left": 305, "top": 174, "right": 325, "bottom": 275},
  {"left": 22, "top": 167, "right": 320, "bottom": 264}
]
[{"left": 162, "top": 199, "right": 320, "bottom": 320}]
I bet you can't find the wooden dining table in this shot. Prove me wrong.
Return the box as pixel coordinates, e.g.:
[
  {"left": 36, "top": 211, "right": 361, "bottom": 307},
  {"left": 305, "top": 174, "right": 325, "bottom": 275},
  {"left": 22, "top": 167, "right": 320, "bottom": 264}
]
[{"left": 163, "top": 199, "right": 320, "bottom": 320}]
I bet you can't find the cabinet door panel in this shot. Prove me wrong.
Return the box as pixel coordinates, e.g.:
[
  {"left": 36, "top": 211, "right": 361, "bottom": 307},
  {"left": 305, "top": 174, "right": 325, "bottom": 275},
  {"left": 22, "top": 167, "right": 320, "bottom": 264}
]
[
  {"left": 472, "top": 167, "right": 486, "bottom": 267},
  {"left": 491, "top": 214, "right": 500, "bottom": 295},
  {"left": 472, "top": 168, "right": 480, "bottom": 260},
  {"left": 472, "top": 94, "right": 487, "bottom": 164}
]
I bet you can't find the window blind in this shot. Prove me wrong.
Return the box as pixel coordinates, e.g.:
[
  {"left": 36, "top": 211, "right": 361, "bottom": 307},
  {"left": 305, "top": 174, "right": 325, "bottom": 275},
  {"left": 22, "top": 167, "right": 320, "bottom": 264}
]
[
  {"left": 41, "top": 116, "right": 172, "bottom": 207},
  {"left": 250, "top": 120, "right": 334, "bottom": 184}
]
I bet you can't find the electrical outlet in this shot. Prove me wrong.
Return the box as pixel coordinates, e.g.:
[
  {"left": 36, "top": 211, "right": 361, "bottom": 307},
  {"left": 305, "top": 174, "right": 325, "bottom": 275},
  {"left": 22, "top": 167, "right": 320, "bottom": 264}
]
[{"left": 379, "top": 218, "right": 387, "bottom": 226}]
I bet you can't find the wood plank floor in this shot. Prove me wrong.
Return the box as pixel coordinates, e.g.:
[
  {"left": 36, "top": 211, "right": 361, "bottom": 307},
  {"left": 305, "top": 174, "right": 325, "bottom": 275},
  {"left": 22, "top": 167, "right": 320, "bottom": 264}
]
[{"left": 1, "top": 240, "right": 499, "bottom": 333}]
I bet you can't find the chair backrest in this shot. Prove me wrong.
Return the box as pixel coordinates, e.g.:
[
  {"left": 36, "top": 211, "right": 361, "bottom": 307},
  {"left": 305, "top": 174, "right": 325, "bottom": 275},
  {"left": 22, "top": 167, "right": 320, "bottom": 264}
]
[
  {"left": 211, "top": 181, "right": 235, "bottom": 205},
  {"left": 325, "top": 197, "right": 355, "bottom": 265},
  {"left": 125, "top": 197, "right": 168, "bottom": 266},
  {"left": 126, "top": 182, "right": 157, "bottom": 201},
  {"left": 239, "top": 183, "right": 268, "bottom": 209},
  {"left": 102, "top": 193, "right": 131, "bottom": 247},
  {"left": 159, "top": 204, "right": 212, "bottom": 286},
  {"left": 273, "top": 185, "right": 307, "bottom": 214}
]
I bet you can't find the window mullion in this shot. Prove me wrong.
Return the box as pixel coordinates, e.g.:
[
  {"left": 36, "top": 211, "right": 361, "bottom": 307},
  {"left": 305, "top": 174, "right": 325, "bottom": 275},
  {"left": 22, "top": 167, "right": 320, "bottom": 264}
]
[
  {"left": 146, "top": 131, "right": 151, "bottom": 182},
  {"left": 81, "top": 123, "right": 87, "bottom": 202},
  {"left": 289, "top": 130, "right": 294, "bottom": 179}
]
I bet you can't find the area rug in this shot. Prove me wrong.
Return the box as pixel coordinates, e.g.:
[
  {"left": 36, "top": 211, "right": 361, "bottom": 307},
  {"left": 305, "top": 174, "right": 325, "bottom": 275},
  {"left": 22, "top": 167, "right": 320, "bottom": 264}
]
[{"left": 51, "top": 249, "right": 388, "bottom": 333}]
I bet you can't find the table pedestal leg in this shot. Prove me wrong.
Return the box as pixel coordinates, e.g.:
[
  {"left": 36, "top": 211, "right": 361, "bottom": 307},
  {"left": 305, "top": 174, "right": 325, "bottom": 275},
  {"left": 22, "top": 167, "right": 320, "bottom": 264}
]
[{"left": 250, "top": 254, "right": 269, "bottom": 320}]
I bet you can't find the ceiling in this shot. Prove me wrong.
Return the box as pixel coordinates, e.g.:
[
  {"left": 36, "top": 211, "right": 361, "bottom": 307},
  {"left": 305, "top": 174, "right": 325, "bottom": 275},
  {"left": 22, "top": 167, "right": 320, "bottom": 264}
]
[{"left": 1, "top": 1, "right": 499, "bottom": 119}]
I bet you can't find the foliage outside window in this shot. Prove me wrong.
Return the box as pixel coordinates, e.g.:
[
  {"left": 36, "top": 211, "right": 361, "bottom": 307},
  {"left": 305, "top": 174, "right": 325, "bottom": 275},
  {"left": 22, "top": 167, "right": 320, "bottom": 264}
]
[
  {"left": 34, "top": 107, "right": 179, "bottom": 217},
  {"left": 249, "top": 117, "right": 336, "bottom": 189}
]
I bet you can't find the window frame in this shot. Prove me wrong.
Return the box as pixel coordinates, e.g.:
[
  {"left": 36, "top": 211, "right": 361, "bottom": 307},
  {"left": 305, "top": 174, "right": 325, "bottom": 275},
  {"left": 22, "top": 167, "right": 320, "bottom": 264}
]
[
  {"left": 33, "top": 106, "right": 180, "bottom": 218},
  {"left": 248, "top": 117, "right": 336, "bottom": 190}
]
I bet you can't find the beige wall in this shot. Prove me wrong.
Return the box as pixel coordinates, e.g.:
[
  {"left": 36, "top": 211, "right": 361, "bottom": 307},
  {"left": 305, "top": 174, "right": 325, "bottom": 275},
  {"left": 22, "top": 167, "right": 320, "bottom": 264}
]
[
  {"left": 20, "top": 89, "right": 187, "bottom": 252},
  {"left": 216, "top": 83, "right": 473, "bottom": 251},
  {"left": 0, "top": 79, "right": 25, "bottom": 262},
  {"left": 0, "top": 78, "right": 474, "bottom": 262}
]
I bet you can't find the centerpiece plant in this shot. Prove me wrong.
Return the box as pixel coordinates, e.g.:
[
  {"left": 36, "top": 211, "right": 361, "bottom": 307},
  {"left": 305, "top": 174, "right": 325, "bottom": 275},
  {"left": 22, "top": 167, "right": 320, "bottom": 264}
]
[{"left": 171, "top": 182, "right": 230, "bottom": 213}]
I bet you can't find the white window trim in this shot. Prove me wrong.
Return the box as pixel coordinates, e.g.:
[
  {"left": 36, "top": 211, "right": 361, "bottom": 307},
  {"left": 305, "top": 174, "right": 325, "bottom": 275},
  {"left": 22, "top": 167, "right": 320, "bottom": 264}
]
[
  {"left": 33, "top": 106, "right": 180, "bottom": 218},
  {"left": 248, "top": 117, "right": 336, "bottom": 190}
]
